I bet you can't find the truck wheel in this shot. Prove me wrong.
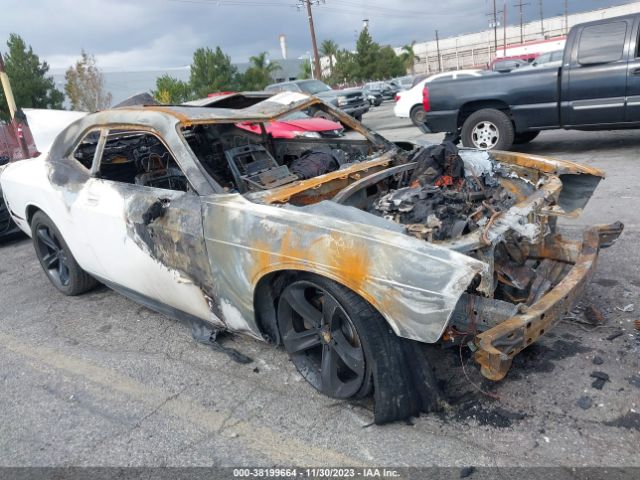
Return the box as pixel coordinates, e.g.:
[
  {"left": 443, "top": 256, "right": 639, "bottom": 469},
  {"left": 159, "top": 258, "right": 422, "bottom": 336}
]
[
  {"left": 31, "top": 211, "right": 98, "bottom": 296},
  {"left": 461, "top": 109, "right": 514, "bottom": 150},
  {"left": 410, "top": 105, "right": 426, "bottom": 126},
  {"left": 513, "top": 131, "right": 540, "bottom": 145}
]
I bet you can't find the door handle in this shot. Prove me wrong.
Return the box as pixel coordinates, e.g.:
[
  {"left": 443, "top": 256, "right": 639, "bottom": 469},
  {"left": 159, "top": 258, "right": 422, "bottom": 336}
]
[
  {"left": 86, "top": 194, "right": 99, "bottom": 206},
  {"left": 633, "top": 67, "right": 640, "bottom": 76}
]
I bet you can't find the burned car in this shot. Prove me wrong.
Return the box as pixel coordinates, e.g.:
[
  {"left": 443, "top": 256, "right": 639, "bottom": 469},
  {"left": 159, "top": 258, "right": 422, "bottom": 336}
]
[{"left": 0, "top": 92, "right": 623, "bottom": 423}]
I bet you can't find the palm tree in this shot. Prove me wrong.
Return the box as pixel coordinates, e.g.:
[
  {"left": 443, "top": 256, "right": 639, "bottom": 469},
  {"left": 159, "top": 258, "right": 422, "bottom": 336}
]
[
  {"left": 400, "top": 41, "right": 420, "bottom": 75},
  {"left": 249, "top": 52, "right": 281, "bottom": 81},
  {"left": 320, "top": 39, "right": 339, "bottom": 78}
]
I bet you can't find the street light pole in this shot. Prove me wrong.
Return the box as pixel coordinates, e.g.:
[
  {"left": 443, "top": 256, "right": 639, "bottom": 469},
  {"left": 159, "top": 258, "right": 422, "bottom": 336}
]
[{"left": 539, "top": 0, "right": 545, "bottom": 38}]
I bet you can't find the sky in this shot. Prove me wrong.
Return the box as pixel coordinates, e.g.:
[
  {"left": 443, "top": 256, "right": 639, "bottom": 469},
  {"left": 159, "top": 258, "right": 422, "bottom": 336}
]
[{"left": 1, "top": 0, "right": 637, "bottom": 72}]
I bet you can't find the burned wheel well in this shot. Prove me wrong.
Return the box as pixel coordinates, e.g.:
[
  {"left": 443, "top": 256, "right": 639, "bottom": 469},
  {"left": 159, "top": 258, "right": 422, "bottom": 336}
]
[{"left": 458, "top": 100, "right": 512, "bottom": 129}]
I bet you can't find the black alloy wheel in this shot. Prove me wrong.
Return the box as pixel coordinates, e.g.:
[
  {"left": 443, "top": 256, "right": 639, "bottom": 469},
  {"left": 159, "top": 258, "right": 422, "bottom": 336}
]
[
  {"left": 278, "top": 278, "right": 368, "bottom": 399},
  {"left": 34, "top": 223, "right": 71, "bottom": 288},
  {"left": 31, "top": 211, "right": 98, "bottom": 295}
]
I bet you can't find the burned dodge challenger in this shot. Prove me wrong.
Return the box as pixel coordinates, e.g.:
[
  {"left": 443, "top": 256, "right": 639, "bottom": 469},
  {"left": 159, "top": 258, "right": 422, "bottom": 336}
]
[{"left": 0, "top": 92, "right": 623, "bottom": 423}]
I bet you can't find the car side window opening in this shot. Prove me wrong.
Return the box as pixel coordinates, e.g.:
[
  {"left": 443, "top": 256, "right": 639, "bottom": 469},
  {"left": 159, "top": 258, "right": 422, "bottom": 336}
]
[
  {"left": 578, "top": 21, "right": 627, "bottom": 65},
  {"left": 71, "top": 130, "right": 101, "bottom": 170},
  {"left": 96, "top": 130, "right": 189, "bottom": 192}
]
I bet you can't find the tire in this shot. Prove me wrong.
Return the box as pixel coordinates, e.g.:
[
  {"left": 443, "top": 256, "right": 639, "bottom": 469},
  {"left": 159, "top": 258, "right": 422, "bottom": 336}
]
[
  {"left": 354, "top": 114, "right": 363, "bottom": 122},
  {"left": 276, "top": 273, "right": 442, "bottom": 423},
  {"left": 461, "top": 108, "right": 515, "bottom": 151},
  {"left": 31, "top": 211, "right": 98, "bottom": 296},
  {"left": 513, "top": 131, "right": 540, "bottom": 145},
  {"left": 410, "top": 105, "right": 426, "bottom": 126},
  {"left": 312, "top": 110, "right": 331, "bottom": 120},
  {"left": 277, "top": 274, "right": 373, "bottom": 399}
]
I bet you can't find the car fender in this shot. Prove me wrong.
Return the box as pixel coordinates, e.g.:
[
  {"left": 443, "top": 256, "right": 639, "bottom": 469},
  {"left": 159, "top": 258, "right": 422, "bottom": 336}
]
[{"left": 202, "top": 194, "right": 488, "bottom": 343}]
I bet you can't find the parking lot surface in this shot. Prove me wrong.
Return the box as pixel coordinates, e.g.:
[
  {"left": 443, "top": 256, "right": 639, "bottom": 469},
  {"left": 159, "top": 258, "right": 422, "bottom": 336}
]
[{"left": 1, "top": 102, "right": 639, "bottom": 467}]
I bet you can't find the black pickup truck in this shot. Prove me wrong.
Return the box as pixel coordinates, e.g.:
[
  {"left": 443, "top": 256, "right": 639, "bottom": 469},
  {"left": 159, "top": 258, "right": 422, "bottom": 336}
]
[{"left": 423, "top": 13, "right": 640, "bottom": 150}]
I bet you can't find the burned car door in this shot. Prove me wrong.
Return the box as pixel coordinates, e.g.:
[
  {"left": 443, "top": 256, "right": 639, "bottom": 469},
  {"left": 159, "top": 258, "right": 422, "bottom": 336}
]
[{"left": 75, "top": 128, "right": 221, "bottom": 325}]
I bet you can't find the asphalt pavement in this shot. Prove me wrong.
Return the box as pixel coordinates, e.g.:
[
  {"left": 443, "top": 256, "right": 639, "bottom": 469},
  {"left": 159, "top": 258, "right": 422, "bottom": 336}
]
[{"left": 0, "top": 102, "right": 639, "bottom": 468}]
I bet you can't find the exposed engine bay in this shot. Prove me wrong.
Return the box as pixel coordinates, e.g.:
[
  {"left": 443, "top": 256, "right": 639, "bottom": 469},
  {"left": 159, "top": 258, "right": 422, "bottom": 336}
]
[{"left": 182, "top": 123, "right": 371, "bottom": 193}]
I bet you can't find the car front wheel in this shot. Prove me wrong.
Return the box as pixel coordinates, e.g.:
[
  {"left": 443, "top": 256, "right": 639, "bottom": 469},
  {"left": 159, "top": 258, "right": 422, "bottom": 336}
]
[
  {"left": 278, "top": 275, "right": 372, "bottom": 399},
  {"left": 461, "top": 108, "right": 515, "bottom": 150},
  {"left": 31, "top": 211, "right": 98, "bottom": 295}
]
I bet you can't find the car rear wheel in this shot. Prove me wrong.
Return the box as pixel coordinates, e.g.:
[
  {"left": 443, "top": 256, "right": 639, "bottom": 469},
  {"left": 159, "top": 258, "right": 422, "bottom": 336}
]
[
  {"left": 277, "top": 274, "right": 377, "bottom": 399},
  {"left": 410, "top": 105, "right": 426, "bottom": 126},
  {"left": 31, "top": 211, "right": 98, "bottom": 296},
  {"left": 461, "top": 108, "right": 515, "bottom": 151},
  {"left": 513, "top": 131, "right": 540, "bottom": 144}
]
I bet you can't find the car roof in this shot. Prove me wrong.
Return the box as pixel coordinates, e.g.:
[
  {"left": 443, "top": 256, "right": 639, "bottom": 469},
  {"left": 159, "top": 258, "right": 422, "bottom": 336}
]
[{"left": 48, "top": 92, "right": 316, "bottom": 159}]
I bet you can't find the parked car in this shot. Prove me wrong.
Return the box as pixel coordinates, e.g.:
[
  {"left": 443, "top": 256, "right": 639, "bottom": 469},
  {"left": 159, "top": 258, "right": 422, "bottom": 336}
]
[
  {"left": 362, "top": 89, "right": 383, "bottom": 107},
  {"left": 520, "top": 50, "right": 564, "bottom": 70},
  {"left": 390, "top": 75, "right": 414, "bottom": 91},
  {"left": 394, "top": 70, "right": 484, "bottom": 126},
  {"left": 265, "top": 79, "right": 369, "bottom": 120},
  {"left": 491, "top": 58, "right": 529, "bottom": 73},
  {"left": 363, "top": 81, "right": 398, "bottom": 100},
  {"left": 423, "top": 13, "right": 640, "bottom": 150},
  {"left": 0, "top": 92, "right": 622, "bottom": 424}
]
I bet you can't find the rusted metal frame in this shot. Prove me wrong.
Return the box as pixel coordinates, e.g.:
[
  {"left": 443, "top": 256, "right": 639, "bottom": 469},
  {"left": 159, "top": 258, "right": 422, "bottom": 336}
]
[
  {"left": 332, "top": 162, "right": 417, "bottom": 204},
  {"left": 255, "top": 150, "right": 398, "bottom": 204},
  {"left": 490, "top": 150, "right": 606, "bottom": 178},
  {"left": 473, "top": 223, "right": 621, "bottom": 381}
]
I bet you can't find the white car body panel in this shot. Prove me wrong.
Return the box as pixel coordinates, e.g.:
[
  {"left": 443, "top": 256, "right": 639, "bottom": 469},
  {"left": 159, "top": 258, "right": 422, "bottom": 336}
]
[{"left": 393, "top": 70, "right": 483, "bottom": 119}]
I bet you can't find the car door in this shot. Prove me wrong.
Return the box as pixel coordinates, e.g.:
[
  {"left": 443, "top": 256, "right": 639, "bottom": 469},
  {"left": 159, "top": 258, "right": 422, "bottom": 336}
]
[
  {"left": 74, "top": 127, "right": 222, "bottom": 325},
  {"left": 625, "top": 16, "right": 640, "bottom": 122},
  {"left": 564, "top": 19, "right": 633, "bottom": 126}
]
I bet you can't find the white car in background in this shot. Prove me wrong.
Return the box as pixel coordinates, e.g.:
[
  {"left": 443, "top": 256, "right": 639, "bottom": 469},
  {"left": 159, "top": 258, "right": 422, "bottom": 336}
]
[{"left": 394, "top": 70, "right": 484, "bottom": 126}]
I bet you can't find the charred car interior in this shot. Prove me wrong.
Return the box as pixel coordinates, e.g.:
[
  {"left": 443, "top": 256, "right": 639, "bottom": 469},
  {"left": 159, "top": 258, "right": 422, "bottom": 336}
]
[{"left": 0, "top": 92, "right": 623, "bottom": 424}]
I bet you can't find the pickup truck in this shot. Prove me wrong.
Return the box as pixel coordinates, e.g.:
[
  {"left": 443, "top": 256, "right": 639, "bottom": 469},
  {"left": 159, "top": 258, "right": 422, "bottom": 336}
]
[{"left": 423, "top": 13, "right": 640, "bottom": 150}]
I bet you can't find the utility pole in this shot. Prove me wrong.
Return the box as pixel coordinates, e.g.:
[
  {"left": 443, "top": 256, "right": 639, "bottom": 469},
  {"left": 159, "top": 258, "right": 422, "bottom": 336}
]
[
  {"left": 493, "top": 0, "right": 498, "bottom": 57},
  {"left": 487, "top": 1, "right": 503, "bottom": 58},
  {"left": 564, "top": 0, "right": 569, "bottom": 34},
  {"left": 538, "top": 0, "right": 545, "bottom": 38},
  {"left": 435, "top": 30, "right": 442, "bottom": 72},
  {"left": 298, "top": 1, "right": 322, "bottom": 80},
  {"left": 514, "top": 1, "right": 530, "bottom": 44},
  {"left": 503, "top": 1, "right": 508, "bottom": 57}
]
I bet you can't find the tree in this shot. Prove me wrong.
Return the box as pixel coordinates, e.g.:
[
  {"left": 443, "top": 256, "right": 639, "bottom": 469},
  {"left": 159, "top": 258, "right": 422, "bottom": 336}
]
[
  {"left": 377, "top": 46, "right": 407, "bottom": 79},
  {"left": 331, "top": 49, "right": 357, "bottom": 84},
  {"left": 354, "top": 28, "right": 380, "bottom": 81},
  {"left": 298, "top": 59, "right": 312, "bottom": 80},
  {"left": 240, "top": 52, "right": 280, "bottom": 90},
  {"left": 0, "top": 33, "right": 63, "bottom": 120},
  {"left": 320, "top": 39, "right": 339, "bottom": 78},
  {"left": 152, "top": 74, "right": 192, "bottom": 104},
  {"left": 400, "top": 41, "right": 420, "bottom": 74},
  {"left": 64, "top": 51, "right": 112, "bottom": 111},
  {"left": 190, "top": 46, "right": 239, "bottom": 97}
]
